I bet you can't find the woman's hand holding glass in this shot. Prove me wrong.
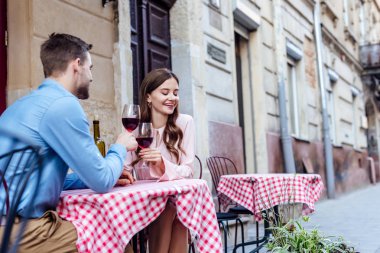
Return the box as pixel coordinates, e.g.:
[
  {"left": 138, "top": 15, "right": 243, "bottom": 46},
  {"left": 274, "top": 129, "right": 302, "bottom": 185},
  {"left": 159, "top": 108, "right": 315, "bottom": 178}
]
[
  {"left": 136, "top": 123, "right": 164, "bottom": 176},
  {"left": 139, "top": 148, "right": 165, "bottom": 174}
]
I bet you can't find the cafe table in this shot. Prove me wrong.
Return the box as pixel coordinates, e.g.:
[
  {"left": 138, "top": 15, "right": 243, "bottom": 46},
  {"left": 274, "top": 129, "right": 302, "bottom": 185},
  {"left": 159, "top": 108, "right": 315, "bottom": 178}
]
[
  {"left": 217, "top": 173, "right": 324, "bottom": 252},
  {"left": 57, "top": 179, "right": 223, "bottom": 253},
  {"left": 218, "top": 173, "right": 324, "bottom": 220}
]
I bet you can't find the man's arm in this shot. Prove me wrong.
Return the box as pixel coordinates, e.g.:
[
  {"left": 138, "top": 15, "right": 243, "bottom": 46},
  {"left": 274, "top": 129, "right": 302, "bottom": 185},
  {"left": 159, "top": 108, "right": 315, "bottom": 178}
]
[
  {"left": 63, "top": 172, "right": 87, "bottom": 190},
  {"left": 63, "top": 162, "right": 136, "bottom": 190},
  {"left": 40, "top": 96, "right": 131, "bottom": 193}
]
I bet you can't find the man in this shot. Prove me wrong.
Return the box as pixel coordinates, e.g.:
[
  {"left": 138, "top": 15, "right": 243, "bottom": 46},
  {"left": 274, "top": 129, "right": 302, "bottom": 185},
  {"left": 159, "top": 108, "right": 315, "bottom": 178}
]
[{"left": 0, "top": 33, "right": 137, "bottom": 252}]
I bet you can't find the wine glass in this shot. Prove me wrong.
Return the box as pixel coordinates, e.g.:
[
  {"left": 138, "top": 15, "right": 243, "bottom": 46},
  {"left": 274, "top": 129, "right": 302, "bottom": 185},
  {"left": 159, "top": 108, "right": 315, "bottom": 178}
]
[
  {"left": 122, "top": 104, "right": 140, "bottom": 132},
  {"left": 136, "top": 122, "right": 154, "bottom": 179},
  {"left": 136, "top": 122, "right": 154, "bottom": 150}
]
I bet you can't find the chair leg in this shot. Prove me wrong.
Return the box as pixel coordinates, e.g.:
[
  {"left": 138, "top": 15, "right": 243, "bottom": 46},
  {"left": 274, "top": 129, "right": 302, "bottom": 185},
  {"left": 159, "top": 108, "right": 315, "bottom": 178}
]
[
  {"left": 234, "top": 220, "right": 238, "bottom": 248},
  {"left": 256, "top": 221, "right": 259, "bottom": 250},
  {"left": 236, "top": 218, "right": 245, "bottom": 253},
  {"left": 139, "top": 231, "right": 146, "bottom": 253},
  {"left": 191, "top": 242, "right": 196, "bottom": 253},
  {"left": 132, "top": 234, "right": 138, "bottom": 253},
  {"left": 219, "top": 221, "right": 228, "bottom": 253},
  {"left": 188, "top": 241, "right": 196, "bottom": 253}
]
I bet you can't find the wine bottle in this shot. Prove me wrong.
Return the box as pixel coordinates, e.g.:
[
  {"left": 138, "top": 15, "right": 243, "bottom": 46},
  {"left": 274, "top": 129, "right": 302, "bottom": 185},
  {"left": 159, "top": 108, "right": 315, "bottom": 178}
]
[{"left": 93, "top": 115, "right": 106, "bottom": 157}]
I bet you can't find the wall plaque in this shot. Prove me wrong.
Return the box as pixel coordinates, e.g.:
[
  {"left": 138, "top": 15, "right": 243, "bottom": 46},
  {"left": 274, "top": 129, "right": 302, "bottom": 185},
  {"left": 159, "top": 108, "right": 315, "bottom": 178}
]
[{"left": 207, "top": 43, "right": 226, "bottom": 64}]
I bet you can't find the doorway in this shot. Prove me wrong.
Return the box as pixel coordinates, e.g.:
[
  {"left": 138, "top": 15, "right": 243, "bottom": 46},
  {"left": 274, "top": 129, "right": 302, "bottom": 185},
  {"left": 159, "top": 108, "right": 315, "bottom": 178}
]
[
  {"left": 234, "top": 32, "right": 256, "bottom": 172},
  {"left": 130, "top": 0, "right": 175, "bottom": 104},
  {"left": 365, "top": 99, "right": 380, "bottom": 181},
  {"left": 0, "top": 0, "right": 6, "bottom": 114}
]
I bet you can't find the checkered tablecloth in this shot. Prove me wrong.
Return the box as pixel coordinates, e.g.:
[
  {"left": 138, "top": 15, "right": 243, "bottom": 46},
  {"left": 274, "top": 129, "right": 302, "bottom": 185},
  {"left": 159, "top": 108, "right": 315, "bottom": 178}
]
[
  {"left": 217, "top": 174, "right": 324, "bottom": 221},
  {"left": 57, "top": 179, "right": 222, "bottom": 253}
]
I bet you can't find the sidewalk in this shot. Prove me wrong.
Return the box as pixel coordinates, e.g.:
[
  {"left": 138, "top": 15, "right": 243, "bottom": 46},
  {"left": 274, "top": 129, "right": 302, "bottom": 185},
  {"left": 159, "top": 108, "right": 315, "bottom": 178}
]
[
  {"left": 303, "top": 183, "right": 380, "bottom": 253},
  {"left": 230, "top": 183, "right": 380, "bottom": 253}
]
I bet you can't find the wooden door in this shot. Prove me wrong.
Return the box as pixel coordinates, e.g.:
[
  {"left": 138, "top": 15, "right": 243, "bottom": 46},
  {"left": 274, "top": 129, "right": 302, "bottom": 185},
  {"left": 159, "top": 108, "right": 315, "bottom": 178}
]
[
  {"left": 0, "top": 0, "right": 6, "bottom": 114},
  {"left": 130, "top": 0, "right": 174, "bottom": 104}
]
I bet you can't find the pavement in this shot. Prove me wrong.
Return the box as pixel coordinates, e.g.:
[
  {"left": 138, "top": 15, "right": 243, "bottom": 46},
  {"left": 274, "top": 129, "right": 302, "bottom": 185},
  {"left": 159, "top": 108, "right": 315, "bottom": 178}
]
[
  {"left": 227, "top": 183, "right": 380, "bottom": 253},
  {"left": 303, "top": 183, "right": 380, "bottom": 253}
]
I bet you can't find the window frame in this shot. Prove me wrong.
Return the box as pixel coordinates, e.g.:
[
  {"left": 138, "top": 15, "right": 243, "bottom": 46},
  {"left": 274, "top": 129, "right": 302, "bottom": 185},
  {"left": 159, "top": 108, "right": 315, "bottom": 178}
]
[{"left": 286, "top": 58, "right": 300, "bottom": 137}]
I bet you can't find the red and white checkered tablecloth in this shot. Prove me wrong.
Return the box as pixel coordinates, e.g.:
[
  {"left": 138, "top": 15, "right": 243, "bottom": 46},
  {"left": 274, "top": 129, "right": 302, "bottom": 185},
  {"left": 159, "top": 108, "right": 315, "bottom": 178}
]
[
  {"left": 217, "top": 174, "right": 324, "bottom": 221},
  {"left": 57, "top": 179, "right": 222, "bottom": 253}
]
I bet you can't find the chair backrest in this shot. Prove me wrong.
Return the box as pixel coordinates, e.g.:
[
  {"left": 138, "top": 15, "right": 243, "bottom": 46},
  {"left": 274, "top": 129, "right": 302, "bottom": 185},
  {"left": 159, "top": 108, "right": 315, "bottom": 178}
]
[
  {"left": 206, "top": 156, "right": 238, "bottom": 190},
  {"left": 194, "top": 155, "right": 202, "bottom": 179},
  {"left": 206, "top": 156, "right": 238, "bottom": 210},
  {"left": 0, "top": 129, "right": 43, "bottom": 253}
]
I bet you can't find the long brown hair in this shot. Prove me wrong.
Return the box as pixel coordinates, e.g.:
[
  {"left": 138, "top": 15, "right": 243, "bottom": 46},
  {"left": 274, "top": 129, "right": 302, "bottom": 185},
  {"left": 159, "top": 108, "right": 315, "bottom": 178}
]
[{"left": 137, "top": 68, "right": 185, "bottom": 163}]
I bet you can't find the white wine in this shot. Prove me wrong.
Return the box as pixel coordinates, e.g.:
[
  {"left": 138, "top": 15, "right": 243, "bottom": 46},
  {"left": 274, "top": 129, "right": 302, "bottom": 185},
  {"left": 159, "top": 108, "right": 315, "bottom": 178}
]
[{"left": 93, "top": 115, "right": 106, "bottom": 157}]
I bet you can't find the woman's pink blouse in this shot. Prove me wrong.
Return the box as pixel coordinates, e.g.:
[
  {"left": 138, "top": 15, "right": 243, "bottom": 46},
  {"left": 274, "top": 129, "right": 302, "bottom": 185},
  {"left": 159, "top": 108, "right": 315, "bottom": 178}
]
[{"left": 124, "top": 114, "right": 195, "bottom": 181}]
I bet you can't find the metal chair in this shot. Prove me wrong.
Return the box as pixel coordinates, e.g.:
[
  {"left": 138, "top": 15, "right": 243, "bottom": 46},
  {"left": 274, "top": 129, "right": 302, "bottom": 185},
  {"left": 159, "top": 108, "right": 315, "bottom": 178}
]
[
  {"left": 194, "top": 155, "right": 202, "bottom": 180},
  {"left": 207, "top": 156, "right": 267, "bottom": 253},
  {"left": 189, "top": 155, "right": 203, "bottom": 253},
  {"left": 0, "top": 129, "right": 43, "bottom": 253},
  {"left": 206, "top": 156, "right": 248, "bottom": 253}
]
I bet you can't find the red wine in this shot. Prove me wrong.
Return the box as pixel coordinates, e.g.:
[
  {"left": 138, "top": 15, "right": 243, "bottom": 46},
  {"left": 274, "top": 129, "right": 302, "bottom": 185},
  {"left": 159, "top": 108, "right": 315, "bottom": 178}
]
[
  {"left": 136, "top": 137, "right": 153, "bottom": 149},
  {"left": 122, "top": 118, "right": 139, "bottom": 132}
]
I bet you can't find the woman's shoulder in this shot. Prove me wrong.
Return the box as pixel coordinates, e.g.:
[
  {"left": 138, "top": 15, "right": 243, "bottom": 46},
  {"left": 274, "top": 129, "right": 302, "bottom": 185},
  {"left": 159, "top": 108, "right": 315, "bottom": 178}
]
[
  {"left": 176, "top": 114, "right": 193, "bottom": 124},
  {"left": 175, "top": 114, "right": 194, "bottom": 129}
]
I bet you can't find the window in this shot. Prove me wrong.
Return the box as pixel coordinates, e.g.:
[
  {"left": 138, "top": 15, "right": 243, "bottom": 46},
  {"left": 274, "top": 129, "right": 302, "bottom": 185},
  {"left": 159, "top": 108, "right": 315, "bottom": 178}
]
[
  {"left": 351, "top": 86, "right": 360, "bottom": 148},
  {"left": 286, "top": 40, "right": 302, "bottom": 137},
  {"left": 287, "top": 60, "right": 299, "bottom": 136},
  {"left": 352, "top": 96, "right": 357, "bottom": 147},
  {"left": 326, "top": 90, "right": 336, "bottom": 143},
  {"left": 327, "top": 68, "right": 338, "bottom": 144},
  {"left": 343, "top": 0, "right": 354, "bottom": 27},
  {"left": 343, "top": 0, "right": 349, "bottom": 26},
  {"left": 343, "top": 0, "right": 358, "bottom": 29},
  {"left": 209, "top": 0, "right": 220, "bottom": 9}
]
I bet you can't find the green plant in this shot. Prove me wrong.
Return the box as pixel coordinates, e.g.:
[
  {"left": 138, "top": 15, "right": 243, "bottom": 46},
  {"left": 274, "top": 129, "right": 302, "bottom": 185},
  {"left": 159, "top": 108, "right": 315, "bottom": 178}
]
[
  {"left": 255, "top": 174, "right": 356, "bottom": 253},
  {"left": 266, "top": 216, "right": 356, "bottom": 253}
]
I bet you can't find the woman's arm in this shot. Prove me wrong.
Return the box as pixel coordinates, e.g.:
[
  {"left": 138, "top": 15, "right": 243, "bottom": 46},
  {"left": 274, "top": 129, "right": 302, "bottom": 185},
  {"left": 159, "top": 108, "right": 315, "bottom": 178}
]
[{"left": 151, "top": 115, "right": 195, "bottom": 181}]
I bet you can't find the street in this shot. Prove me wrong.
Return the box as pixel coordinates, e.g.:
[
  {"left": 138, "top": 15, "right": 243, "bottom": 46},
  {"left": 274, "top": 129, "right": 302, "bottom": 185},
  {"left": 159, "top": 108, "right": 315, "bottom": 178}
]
[
  {"left": 232, "top": 184, "right": 380, "bottom": 253},
  {"left": 304, "top": 183, "right": 380, "bottom": 253}
]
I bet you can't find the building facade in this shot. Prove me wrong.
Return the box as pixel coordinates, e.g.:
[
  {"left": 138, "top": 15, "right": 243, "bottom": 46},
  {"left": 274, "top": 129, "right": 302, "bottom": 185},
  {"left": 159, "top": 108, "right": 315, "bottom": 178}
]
[{"left": 2, "top": 0, "right": 380, "bottom": 196}]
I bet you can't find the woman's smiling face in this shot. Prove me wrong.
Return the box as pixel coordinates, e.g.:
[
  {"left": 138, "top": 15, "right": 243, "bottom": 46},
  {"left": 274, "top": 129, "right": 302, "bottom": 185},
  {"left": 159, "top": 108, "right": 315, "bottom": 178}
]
[{"left": 147, "top": 77, "right": 179, "bottom": 116}]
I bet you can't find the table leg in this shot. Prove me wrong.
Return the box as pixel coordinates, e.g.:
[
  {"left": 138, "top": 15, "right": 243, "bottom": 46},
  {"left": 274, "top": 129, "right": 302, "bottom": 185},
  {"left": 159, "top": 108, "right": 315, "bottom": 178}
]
[
  {"left": 132, "top": 230, "right": 147, "bottom": 253},
  {"left": 232, "top": 206, "right": 280, "bottom": 253},
  {"left": 231, "top": 220, "right": 269, "bottom": 253},
  {"left": 139, "top": 231, "right": 146, "bottom": 253},
  {"left": 132, "top": 234, "right": 138, "bottom": 253}
]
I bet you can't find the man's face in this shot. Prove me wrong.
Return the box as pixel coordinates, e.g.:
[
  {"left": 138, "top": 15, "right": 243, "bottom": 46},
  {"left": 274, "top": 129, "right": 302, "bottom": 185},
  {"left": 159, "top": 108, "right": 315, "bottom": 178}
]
[{"left": 76, "top": 52, "right": 93, "bottom": 100}]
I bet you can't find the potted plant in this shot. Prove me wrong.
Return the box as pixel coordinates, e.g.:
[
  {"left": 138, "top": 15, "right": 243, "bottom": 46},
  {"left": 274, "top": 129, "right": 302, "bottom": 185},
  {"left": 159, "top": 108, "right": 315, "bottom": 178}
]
[{"left": 265, "top": 216, "right": 357, "bottom": 253}]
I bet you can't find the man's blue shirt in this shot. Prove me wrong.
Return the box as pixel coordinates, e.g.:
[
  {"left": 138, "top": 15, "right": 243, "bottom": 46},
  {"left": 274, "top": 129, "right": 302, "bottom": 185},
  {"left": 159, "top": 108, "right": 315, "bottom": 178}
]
[{"left": 0, "top": 79, "right": 126, "bottom": 218}]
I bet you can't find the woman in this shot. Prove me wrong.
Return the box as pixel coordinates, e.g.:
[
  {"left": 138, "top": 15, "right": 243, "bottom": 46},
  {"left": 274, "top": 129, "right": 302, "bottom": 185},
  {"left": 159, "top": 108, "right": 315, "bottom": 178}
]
[{"left": 124, "top": 68, "right": 195, "bottom": 253}]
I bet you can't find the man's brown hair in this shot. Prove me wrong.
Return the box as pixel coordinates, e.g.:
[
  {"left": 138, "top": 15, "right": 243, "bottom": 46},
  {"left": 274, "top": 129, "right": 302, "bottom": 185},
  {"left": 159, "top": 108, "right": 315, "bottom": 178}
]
[{"left": 40, "top": 33, "right": 92, "bottom": 77}]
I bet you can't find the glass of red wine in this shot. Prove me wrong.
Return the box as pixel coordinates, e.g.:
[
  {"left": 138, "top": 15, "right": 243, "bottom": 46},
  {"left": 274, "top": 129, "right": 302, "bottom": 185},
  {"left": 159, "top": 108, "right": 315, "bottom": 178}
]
[
  {"left": 136, "top": 122, "right": 154, "bottom": 177},
  {"left": 122, "top": 104, "right": 140, "bottom": 132},
  {"left": 136, "top": 122, "right": 153, "bottom": 149}
]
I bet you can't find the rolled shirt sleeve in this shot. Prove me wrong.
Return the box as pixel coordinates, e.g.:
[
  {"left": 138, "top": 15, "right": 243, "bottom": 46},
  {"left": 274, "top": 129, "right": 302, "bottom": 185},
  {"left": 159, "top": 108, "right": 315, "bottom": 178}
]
[{"left": 40, "top": 96, "right": 125, "bottom": 193}]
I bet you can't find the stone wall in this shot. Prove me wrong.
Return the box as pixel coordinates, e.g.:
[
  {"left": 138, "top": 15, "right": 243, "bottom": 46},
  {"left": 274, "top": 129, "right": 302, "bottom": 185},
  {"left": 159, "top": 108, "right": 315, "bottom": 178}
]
[
  {"left": 7, "top": 0, "right": 120, "bottom": 146},
  {"left": 5, "top": 0, "right": 377, "bottom": 195},
  {"left": 267, "top": 132, "right": 371, "bottom": 198}
]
